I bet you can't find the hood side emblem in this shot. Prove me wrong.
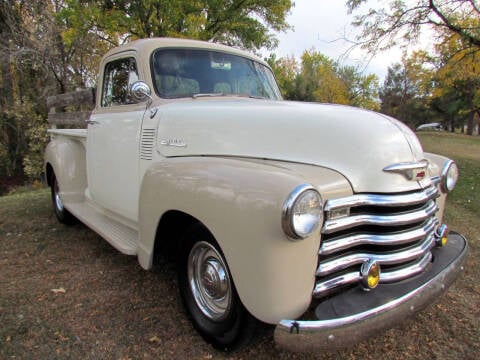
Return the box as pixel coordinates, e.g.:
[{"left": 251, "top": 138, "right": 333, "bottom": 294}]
[
  {"left": 383, "top": 160, "right": 429, "bottom": 181},
  {"left": 160, "top": 139, "right": 187, "bottom": 148}
]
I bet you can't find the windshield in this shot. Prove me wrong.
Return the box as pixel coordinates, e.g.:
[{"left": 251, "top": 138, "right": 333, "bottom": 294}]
[{"left": 151, "top": 48, "right": 282, "bottom": 100}]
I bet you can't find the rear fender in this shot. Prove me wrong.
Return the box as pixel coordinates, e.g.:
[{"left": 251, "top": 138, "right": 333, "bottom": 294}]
[{"left": 44, "top": 136, "right": 87, "bottom": 203}]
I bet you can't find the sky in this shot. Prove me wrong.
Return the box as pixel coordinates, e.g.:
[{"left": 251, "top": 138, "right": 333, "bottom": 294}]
[{"left": 273, "top": 1, "right": 404, "bottom": 82}]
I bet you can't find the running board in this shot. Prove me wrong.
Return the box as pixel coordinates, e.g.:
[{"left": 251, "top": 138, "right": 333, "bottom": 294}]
[{"left": 65, "top": 202, "right": 138, "bottom": 255}]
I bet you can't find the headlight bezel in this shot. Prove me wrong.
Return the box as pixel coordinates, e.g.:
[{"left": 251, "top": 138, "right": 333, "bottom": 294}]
[
  {"left": 440, "top": 160, "right": 458, "bottom": 193},
  {"left": 282, "top": 184, "right": 324, "bottom": 241}
]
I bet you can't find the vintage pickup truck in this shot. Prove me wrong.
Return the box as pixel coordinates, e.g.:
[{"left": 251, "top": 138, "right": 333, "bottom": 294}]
[{"left": 44, "top": 38, "right": 467, "bottom": 352}]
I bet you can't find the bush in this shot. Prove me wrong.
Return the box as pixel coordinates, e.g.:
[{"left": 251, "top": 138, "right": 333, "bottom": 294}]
[{"left": 23, "top": 115, "right": 49, "bottom": 180}]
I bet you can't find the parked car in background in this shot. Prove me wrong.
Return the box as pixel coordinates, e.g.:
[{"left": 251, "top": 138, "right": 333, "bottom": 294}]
[{"left": 417, "top": 122, "right": 443, "bottom": 131}]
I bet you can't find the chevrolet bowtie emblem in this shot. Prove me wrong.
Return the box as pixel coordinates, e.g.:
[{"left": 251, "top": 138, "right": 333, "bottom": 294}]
[{"left": 383, "top": 160, "right": 429, "bottom": 181}]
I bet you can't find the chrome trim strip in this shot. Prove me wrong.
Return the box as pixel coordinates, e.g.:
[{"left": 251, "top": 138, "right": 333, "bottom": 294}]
[
  {"left": 319, "top": 218, "right": 438, "bottom": 255},
  {"left": 313, "top": 272, "right": 360, "bottom": 298},
  {"left": 383, "top": 160, "right": 429, "bottom": 180},
  {"left": 324, "top": 185, "right": 438, "bottom": 212},
  {"left": 316, "top": 232, "right": 436, "bottom": 276},
  {"left": 379, "top": 252, "right": 433, "bottom": 283},
  {"left": 322, "top": 201, "right": 438, "bottom": 235}
]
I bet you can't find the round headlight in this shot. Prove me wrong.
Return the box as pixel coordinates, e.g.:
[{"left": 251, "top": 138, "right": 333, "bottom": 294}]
[
  {"left": 282, "top": 184, "right": 323, "bottom": 240},
  {"left": 441, "top": 160, "right": 458, "bottom": 193}
]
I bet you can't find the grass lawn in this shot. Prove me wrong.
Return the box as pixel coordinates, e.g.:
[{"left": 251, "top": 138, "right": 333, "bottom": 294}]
[{"left": 0, "top": 132, "right": 479, "bottom": 359}]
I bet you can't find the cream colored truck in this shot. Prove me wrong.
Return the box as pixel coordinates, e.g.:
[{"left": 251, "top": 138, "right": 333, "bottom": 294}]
[{"left": 44, "top": 38, "right": 468, "bottom": 352}]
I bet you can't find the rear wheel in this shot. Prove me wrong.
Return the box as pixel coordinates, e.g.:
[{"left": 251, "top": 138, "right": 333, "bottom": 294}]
[
  {"left": 51, "top": 175, "right": 76, "bottom": 225},
  {"left": 178, "top": 224, "right": 258, "bottom": 351}
]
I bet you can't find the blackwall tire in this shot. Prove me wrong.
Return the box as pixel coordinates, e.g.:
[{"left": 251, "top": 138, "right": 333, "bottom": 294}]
[{"left": 178, "top": 224, "right": 258, "bottom": 351}]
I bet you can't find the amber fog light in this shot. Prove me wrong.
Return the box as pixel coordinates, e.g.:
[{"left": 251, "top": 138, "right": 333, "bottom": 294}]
[
  {"left": 361, "top": 260, "right": 381, "bottom": 290},
  {"left": 435, "top": 224, "right": 449, "bottom": 247}
]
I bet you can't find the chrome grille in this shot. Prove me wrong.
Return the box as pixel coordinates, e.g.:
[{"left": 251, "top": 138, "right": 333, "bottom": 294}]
[{"left": 314, "top": 185, "right": 440, "bottom": 298}]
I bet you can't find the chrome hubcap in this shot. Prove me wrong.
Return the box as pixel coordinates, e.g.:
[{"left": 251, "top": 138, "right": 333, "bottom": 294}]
[
  {"left": 188, "top": 241, "right": 232, "bottom": 321},
  {"left": 54, "top": 182, "right": 64, "bottom": 211}
]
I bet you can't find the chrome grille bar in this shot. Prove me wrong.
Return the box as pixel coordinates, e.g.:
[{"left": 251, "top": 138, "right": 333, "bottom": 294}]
[
  {"left": 380, "top": 252, "right": 433, "bottom": 283},
  {"left": 320, "top": 217, "right": 438, "bottom": 255},
  {"left": 313, "top": 251, "right": 434, "bottom": 298},
  {"left": 324, "top": 185, "right": 439, "bottom": 211},
  {"left": 316, "top": 232, "right": 436, "bottom": 277},
  {"left": 322, "top": 200, "right": 438, "bottom": 235}
]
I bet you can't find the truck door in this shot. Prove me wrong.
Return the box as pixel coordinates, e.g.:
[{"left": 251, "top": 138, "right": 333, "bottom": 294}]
[{"left": 86, "top": 55, "right": 144, "bottom": 222}]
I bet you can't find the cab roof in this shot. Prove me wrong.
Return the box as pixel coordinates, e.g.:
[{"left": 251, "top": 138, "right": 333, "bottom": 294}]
[{"left": 103, "top": 37, "right": 268, "bottom": 67}]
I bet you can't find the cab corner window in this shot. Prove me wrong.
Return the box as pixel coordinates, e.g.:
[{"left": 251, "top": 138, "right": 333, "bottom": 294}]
[{"left": 101, "top": 58, "right": 139, "bottom": 107}]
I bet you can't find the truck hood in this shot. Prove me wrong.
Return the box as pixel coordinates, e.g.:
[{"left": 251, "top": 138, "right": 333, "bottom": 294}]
[{"left": 155, "top": 99, "right": 426, "bottom": 193}]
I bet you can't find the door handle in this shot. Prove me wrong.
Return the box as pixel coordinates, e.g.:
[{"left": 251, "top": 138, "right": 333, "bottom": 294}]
[{"left": 86, "top": 120, "right": 99, "bottom": 125}]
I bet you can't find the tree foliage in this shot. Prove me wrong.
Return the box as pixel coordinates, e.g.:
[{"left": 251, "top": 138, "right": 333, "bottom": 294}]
[
  {"left": 379, "top": 52, "right": 435, "bottom": 128},
  {"left": 267, "top": 50, "right": 380, "bottom": 110},
  {"left": 60, "top": 0, "right": 293, "bottom": 50},
  {"left": 432, "top": 29, "right": 480, "bottom": 134},
  {"left": 349, "top": 1, "right": 480, "bottom": 134},
  {"left": 347, "top": 0, "right": 480, "bottom": 53},
  {"left": 380, "top": 39, "right": 480, "bottom": 133}
]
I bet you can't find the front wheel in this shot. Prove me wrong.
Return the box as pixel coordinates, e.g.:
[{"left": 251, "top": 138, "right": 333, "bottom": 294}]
[
  {"left": 50, "top": 175, "right": 76, "bottom": 225},
  {"left": 178, "top": 224, "right": 258, "bottom": 350}
]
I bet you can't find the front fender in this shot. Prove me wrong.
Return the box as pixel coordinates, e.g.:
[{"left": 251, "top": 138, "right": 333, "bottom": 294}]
[
  {"left": 138, "top": 157, "right": 351, "bottom": 323},
  {"left": 424, "top": 152, "right": 452, "bottom": 222}
]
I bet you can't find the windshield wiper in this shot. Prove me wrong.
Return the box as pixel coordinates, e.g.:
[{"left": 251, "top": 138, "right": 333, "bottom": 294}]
[
  {"left": 192, "top": 93, "right": 267, "bottom": 100},
  {"left": 192, "top": 93, "right": 227, "bottom": 98}
]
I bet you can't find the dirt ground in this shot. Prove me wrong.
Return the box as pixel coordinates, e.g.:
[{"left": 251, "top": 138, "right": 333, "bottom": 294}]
[{"left": 0, "top": 188, "right": 479, "bottom": 359}]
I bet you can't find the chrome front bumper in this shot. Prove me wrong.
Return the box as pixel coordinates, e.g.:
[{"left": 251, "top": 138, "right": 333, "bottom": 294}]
[{"left": 274, "top": 232, "right": 468, "bottom": 352}]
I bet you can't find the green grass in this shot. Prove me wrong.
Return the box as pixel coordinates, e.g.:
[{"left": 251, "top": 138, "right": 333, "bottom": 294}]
[{"left": 418, "top": 132, "right": 480, "bottom": 219}]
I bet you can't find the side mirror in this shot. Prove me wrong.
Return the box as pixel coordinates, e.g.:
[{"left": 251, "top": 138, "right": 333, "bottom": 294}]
[{"left": 130, "top": 81, "right": 152, "bottom": 103}]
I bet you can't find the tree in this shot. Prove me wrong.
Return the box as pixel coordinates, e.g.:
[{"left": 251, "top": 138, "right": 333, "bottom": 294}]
[
  {"left": 338, "top": 65, "right": 380, "bottom": 110},
  {"left": 266, "top": 54, "right": 298, "bottom": 99},
  {"left": 432, "top": 29, "right": 480, "bottom": 134},
  {"left": 379, "top": 52, "right": 435, "bottom": 128},
  {"left": 60, "top": 0, "right": 293, "bottom": 51},
  {"left": 295, "top": 50, "right": 350, "bottom": 103},
  {"left": 346, "top": 0, "right": 480, "bottom": 53},
  {"left": 267, "top": 49, "right": 380, "bottom": 109}
]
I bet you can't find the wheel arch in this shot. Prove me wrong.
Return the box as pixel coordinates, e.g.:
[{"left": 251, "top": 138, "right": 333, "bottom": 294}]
[
  {"left": 152, "top": 209, "right": 201, "bottom": 263},
  {"left": 45, "top": 162, "right": 54, "bottom": 187}
]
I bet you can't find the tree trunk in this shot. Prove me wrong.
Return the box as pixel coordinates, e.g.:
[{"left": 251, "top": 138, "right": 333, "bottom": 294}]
[
  {"left": 0, "top": 41, "right": 13, "bottom": 108},
  {"left": 466, "top": 111, "right": 474, "bottom": 135}
]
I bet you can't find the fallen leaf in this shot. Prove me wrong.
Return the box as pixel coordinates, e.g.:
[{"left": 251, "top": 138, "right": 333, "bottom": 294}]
[
  {"left": 51, "top": 288, "right": 66, "bottom": 294},
  {"left": 149, "top": 335, "right": 161, "bottom": 343}
]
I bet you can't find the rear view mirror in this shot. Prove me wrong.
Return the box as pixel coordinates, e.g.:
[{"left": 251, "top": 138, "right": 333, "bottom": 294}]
[{"left": 130, "top": 81, "right": 152, "bottom": 103}]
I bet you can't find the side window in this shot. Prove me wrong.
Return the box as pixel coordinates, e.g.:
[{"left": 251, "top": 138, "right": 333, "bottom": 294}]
[{"left": 101, "top": 57, "right": 139, "bottom": 107}]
